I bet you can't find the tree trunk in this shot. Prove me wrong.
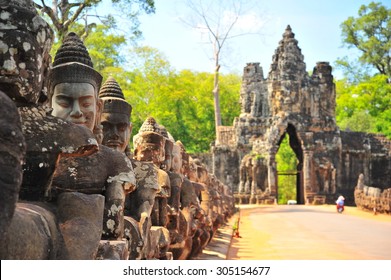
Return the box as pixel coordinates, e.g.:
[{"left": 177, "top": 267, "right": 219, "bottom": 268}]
[{"left": 213, "top": 63, "right": 222, "bottom": 144}]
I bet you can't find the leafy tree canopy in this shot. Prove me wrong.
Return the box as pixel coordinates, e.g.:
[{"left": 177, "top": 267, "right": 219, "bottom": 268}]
[
  {"left": 337, "top": 2, "right": 391, "bottom": 81},
  {"left": 336, "top": 74, "right": 391, "bottom": 138},
  {"left": 116, "top": 46, "right": 241, "bottom": 153}
]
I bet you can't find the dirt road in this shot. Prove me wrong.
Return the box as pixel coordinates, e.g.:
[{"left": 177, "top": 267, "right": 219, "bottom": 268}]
[{"left": 227, "top": 205, "right": 391, "bottom": 260}]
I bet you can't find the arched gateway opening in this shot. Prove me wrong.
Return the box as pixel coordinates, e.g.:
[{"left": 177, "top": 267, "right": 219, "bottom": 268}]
[{"left": 276, "top": 124, "right": 304, "bottom": 204}]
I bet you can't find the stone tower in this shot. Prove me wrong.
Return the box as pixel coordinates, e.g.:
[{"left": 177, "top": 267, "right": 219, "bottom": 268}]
[{"left": 212, "top": 25, "right": 391, "bottom": 205}]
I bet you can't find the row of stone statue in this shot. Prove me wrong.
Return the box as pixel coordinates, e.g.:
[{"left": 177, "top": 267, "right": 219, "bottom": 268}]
[{"left": 0, "top": 0, "right": 234, "bottom": 259}]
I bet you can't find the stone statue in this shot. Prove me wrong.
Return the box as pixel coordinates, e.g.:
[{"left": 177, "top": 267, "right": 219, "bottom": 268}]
[
  {"left": 99, "top": 77, "right": 132, "bottom": 153},
  {"left": 176, "top": 141, "right": 208, "bottom": 259},
  {"left": 48, "top": 32, "right": 137, "bottom": 257},
  {"left": 133, "top": 117, "right": 171, "bottom": 227},
  {"left": 133, "top": 117, "right": 171, "bottom": 259},
  {"left": 0, "top": 0, "right": 102, "bottom": 260},
  {"left": 98, "top": 77, "right": 159, "bottom": 259},
  {"left": 188, "top": 158, "right": 213, "bottom": 252},
  {"left": 153, "top": 128, "right": 193, "bottom": 260}
]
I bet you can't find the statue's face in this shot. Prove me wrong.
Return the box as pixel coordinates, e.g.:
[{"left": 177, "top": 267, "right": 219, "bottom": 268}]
[
  {"left": 162, "top": 140, "right": 173, "bottom": 171},
  {"left": 171, "top": 143, "right": 182, "bottom": 173},
  {"left": 134, "top": 144, "right": 162, "bottom": 166},
  {"left": 0, "top": 5, "right": 52, "bottom": 104},
  {"left": 101, "top": 114, "right": 132, "bottom": 153},
  {"left": 51, "top": 82, "right": 98, "bottom": 131}
]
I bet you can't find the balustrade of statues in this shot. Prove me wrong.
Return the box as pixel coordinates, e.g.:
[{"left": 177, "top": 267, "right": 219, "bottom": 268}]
[{"left": 0, "top": 0, "right": 234, "bottom": 260}]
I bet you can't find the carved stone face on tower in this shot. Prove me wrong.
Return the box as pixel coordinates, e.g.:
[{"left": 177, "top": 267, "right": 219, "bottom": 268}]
[
  {"left": 99, "top": 77, "right": 132, "bottom": 153},
  {"left": 0, "top": 0, "right": 53, "bottom": 104}
]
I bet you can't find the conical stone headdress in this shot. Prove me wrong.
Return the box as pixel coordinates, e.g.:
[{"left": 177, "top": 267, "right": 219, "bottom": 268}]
[
  {"left": 139, "top": 117, "right": 160, "bottom": 134},
  {"left": 48, "top": 32, "right": 102, "bottom": 97},
  {"left": 99, "top": 77, "right": 132, "bottom": 119},
  {"left": 133, "top": 117, "right": 165, "bottom": 152}
]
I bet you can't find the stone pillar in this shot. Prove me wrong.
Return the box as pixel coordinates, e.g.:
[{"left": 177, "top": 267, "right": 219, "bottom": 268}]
[
  {"left": 303, "top": 150, "right": 313, "bottom": 202},
  {"left": 267, "top": 151, "right": 277, "bottom": 196}
]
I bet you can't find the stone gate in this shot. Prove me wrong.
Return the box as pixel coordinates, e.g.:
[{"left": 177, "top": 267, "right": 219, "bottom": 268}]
[{"left": 211, "top": 26, "right": 391, "bottom": 205}]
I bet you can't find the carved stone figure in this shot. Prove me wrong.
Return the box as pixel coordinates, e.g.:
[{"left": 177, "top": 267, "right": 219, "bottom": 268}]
[
  {"left": 99, "top": 76, "right": 132, "bottom": 153},
  {"left": 48, "top": 32, "right": 137, "bottom": 257},
  {"left": 48, "top": 32, "right": 103, "bottom": 136},
  {"left": 188, "top": 158, "right": 213, "bottom": 250},
  {"left": 133, "top": 117, "right": 171, "bottom": 226},
  {"left": 168, "top": 142, "right": 184, "bottom": 216},
  {"left": 133, "top": 117, "right": 171, "bottom": 259},
  {"left": 98, "top": 77, "right": 158, "bottom": 259},
  {"left": 176, "top": 142, "right": 209, "bottom": 259},
  {"left": 0, "top": 0, "right": 101, "bottom": 260}
]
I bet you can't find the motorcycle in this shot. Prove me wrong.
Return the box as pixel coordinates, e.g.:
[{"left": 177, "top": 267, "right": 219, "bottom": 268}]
[
  {"left": 336, "top": 203, "right": 344, "bottom": 213},
  {"left": 336, "top": 195, "right": 345, "bottom": 214}
]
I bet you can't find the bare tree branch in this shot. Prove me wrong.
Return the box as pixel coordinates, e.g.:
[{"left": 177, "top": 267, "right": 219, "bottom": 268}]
[
  {"left": 38, "top": 0, "right": 62, "bottom": 33},
  {"left": 182, "top": 0, "right": 263, "bottom": 136},
  {"left": 64, "top": 3, "right": 87, "bottom": 31}
]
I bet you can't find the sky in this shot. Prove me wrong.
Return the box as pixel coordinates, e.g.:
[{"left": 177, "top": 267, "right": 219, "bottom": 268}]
[{"left": 128, "top": 0, "right": 390, "bottom": 79}]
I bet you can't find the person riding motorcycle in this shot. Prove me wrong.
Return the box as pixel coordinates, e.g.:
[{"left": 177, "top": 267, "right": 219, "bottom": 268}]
[{"left": 336, "top": 195, "right": 345, "bottom": 213}]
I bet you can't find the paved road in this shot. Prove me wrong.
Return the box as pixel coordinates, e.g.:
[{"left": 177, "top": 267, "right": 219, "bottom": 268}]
[{"left": 227, "top": 205, "right": 391, "bottom": 260}]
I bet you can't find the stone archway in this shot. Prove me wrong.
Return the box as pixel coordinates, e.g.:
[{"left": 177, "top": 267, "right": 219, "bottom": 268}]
[{"left": 275, "top": 124, "right": 304, "bottom": 204}]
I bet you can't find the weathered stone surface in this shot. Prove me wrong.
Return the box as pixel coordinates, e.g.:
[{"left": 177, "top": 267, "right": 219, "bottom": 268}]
[
  {"left": 123, "top": 215, "right": 145, "bottom": 260},
  {"left": 0, "top": 91, "right": 25, "bottom": 244},
  {"left": 19, "top": 106, "right": 98, "bottom": 201},
  {"left": 149, "top": 226, "right": 171, "bottom": 259},
  {"left": 354, "top": 174, "right": 391, "bottom": 214},
  {"left": 52, "top": 145, "right": 136, "bottom": 239},
  {"left": 0, "top": 202, "right": 61, "bottom": 260},
  {"left": 0, "top": 0, "right": 53, "bottom": 105},
  {"left": 126, "top": 160, "right": 158, "bottom": 220},
  {"left": 57, "top": 192, "right": 104, "bottom": 259},
  {"left": 96, "top": 239, "right": 129, "bottom": 260}
]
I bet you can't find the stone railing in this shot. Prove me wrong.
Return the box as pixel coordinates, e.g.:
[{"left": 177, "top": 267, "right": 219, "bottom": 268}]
[{"left": 354, "top": 174, "right": 391, "bottom": 214}]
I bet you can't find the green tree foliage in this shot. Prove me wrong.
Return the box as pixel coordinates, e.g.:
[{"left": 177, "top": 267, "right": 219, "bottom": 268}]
[
  {"left": 276, "top": 135, "right": 298, "bottom": 204},
  {"left": 83, "top": 25, "right": 126, "bottom": 72},
  {"left": 336, "top": 75, "right": 391, "bottom": 138},
  {"left": 119, "top": 46, "right": 240, "bottom": 152},
  {"left": 220, "top": 74, "right": 241, "bottom": 126},
  {"left": 337, "top": 2, "right": 391, "bottom": 81}
]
